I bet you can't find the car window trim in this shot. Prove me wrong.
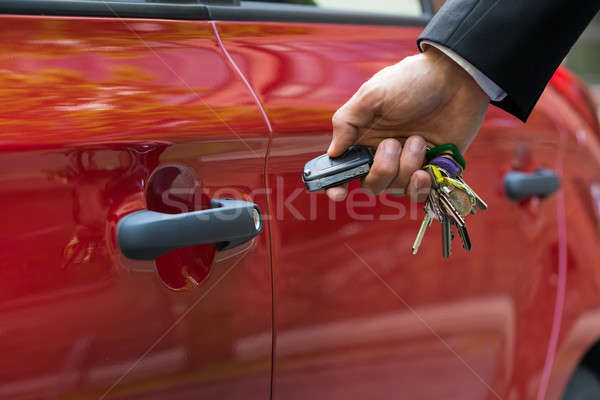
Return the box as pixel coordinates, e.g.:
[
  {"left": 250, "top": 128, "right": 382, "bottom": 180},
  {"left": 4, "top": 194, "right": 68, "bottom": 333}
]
[
  {"left": 0, "top": 0, "right": 210, "bottom": 20},
  {"left": 208, "top": 1, "right": 429, "bottom": 26},
  {"left": 0, "top": 0, "right": 431, "bottom": 26}
]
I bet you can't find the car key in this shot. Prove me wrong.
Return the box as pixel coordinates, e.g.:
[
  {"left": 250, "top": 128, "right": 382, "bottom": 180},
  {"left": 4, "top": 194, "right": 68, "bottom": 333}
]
[
  {"left": 438, "top": 188, "right": 466, "bottom": 227},
  {"left": 457, "top": 176, "right": 488, "bottom": 212},
  {"left": 302, "top": 143, "right": 486, "bottom": 258},
  {"left": 441, "top": 216, "right": 453, "bottom": 258},
  {"left": 456, "top": 224, "right": 472, "bottom": 251},
  {"left": 302, "top": 146, "right": 374, "bottom": 192},
  {"left": 412, "top": 208, "right": 433, "bottom": 255}
]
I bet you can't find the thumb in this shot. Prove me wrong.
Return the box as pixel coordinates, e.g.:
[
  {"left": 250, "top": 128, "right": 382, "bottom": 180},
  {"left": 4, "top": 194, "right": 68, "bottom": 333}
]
[{"left": 328, "top": 86, "right": 380, "bottom": 158}]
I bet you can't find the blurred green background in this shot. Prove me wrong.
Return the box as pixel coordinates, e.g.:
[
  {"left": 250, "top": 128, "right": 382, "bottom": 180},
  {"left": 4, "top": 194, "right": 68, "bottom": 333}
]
[
  {"left": 566, "top": 13, "right": 600, "bottom": 108},
  {"left": 567, "top": 14, "right": 600, "bottom": 85}
]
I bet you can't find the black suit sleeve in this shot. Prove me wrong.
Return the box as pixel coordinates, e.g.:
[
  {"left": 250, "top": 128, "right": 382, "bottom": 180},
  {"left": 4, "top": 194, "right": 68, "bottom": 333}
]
[{"left": 417, "top": 0, "right": 599, "bottom": 121}]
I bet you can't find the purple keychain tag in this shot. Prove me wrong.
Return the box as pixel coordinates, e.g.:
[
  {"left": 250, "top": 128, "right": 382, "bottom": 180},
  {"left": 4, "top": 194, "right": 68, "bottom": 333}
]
[{"left": 429, "top": 157, "right": 461, "bottom": 177}]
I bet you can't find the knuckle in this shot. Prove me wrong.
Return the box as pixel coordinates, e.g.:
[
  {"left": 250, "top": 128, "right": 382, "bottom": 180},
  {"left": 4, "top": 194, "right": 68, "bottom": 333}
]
[
  {"left": 356, "top": 81, "right": 371, "bottom": 96},
  {"left": 356, "top": 83, "right": 382, "bottom": 103},
  {"left": 373, "top": 65, "right": 393, "bottom": 79},
  {"left": 332, "top": 108, "right": 342, "bottom": 120},
  {"left": 371, "top": 161, "right": 396, "bottom": 179},
  {"left": 331, "top": 110, "right": 350, "bottom": 132},
  {"left": 361, "top": 180, "right": 378, "bottom": 195},
  {"left": 366, "top": 88, "right": 383, "bottom": 104},
  {"left": 331, "top": 111, "right": 343, "bottom": 126}
]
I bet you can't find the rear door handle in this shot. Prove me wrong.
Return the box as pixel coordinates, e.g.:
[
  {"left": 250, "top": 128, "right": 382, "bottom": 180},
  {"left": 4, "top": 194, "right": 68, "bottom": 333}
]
[
  {"left": 504, "top": 169, "right": 560, "bottom": 201},
  {"left": 117, "top": 199, "right": 263, "bottom": 260}
]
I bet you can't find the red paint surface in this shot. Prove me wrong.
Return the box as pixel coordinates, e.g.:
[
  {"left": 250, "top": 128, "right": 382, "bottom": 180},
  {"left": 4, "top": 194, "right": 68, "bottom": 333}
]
[
  {"left": 550, "top": 67, "right": 600, "bottom": 135},
  {"left": 1, "top": 12, "right": 600, "bottom": 400},
  {"left": 215, "top": 21, "right": 600, "bottom": 400},
  {"left": 0, "top": 16, "right": 272, "bottom": 399}
]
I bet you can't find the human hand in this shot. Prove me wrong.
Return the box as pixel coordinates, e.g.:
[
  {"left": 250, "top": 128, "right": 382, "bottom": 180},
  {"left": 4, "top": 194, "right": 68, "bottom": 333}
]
[{"left": 325, "top": 46, "right": 489, "bottom": 202}]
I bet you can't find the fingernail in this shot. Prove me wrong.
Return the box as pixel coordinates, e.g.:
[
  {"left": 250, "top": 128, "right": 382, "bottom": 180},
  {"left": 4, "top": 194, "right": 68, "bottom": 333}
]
[
  {"left": 414, "top": 178, "right": 425, "bottom": 197},
  {"left": 414, "top": 178, "right": 429, "bottom": 202},
  {"left": 327, "top": 142, "right": 334, "bottom": 155},
  {"left": 333, "top": 187, "right": 347, "bottom": 201},
  {"left": 384, "top": 140, "right": 400, "bottom": 158},
  {"left": 410, "top": 139, "right": 425, "bottom": 153},
  {"left": 413, "top": 177, "right": 422, "bottom": 191}
]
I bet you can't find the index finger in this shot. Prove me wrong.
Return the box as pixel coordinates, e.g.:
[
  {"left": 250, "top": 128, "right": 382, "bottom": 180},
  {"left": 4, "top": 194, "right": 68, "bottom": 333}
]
[{"left": 328, "top": 85, "right": 383, "bottom": 158}]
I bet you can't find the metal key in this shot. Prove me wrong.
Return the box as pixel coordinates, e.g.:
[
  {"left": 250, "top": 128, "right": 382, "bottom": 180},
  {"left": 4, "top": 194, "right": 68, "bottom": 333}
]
[
  {"left": 412, "top": 210, "right": 433, "bottom": 255},
  {"left": 438, "top": 189, "right": 470, "bottom": 257},
  {"left": 441, "top": 216, "right": 453, "bottom": 258},
  {"left": 428, "top": 189, "right": 445, "bottom": 222},
  {"left": 457, "top": 176, "right": 488, "bottom": 211},
  {"left": 413, "top": 188, "right": 445, "bottom": 255},
  {"left": 456, "top": 224, "right": 472, "bottom": 251},
  {"left": 438, "top": 188, "right": 466, "bottom": 227},
  {"left": 439, "top": 182, "right": 473, "bottom": 255}
]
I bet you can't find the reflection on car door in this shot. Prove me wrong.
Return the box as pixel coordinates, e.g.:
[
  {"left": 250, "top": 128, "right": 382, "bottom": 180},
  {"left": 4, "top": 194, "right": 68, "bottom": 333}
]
[{"left": 0, "top": 14, "right": 272, "bottom": 399}]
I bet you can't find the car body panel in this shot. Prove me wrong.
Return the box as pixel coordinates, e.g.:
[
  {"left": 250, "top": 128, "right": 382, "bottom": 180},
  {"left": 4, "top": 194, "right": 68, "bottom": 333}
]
[
  {"left": 536, "top": 79, "right": 600, "bottom": 400},
  {"left": 213, "top": 20, "right": 595, "bottom": 399},
  {"left": 0, "top": 15, "right": 272, "bottom": 399}
]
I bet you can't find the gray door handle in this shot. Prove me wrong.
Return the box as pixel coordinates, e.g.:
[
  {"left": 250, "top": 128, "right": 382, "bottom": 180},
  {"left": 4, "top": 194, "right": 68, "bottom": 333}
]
[
  {"left": 117, "top": 199, "right": 262, "bottom": 260},
  {"left": 504, "top": 169, "right": 560, "bottom": 201}
]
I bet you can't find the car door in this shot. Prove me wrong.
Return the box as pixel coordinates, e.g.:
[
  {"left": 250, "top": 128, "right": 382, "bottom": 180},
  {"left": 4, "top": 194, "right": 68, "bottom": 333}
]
[
  {"left": 0, "top": 3, "right": 272, "bottom": 399},
  {"left": 536, "top": 70, "right": 600, "bottom": 400},
  {"left": 209, "top": 1, "right": 568, "bottom": 398}
]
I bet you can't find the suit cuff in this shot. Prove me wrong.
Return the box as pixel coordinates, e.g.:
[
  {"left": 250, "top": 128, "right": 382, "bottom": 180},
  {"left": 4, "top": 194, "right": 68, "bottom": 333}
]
[{"left": 420, "top": 40, "right": 507, "bottom": 102}]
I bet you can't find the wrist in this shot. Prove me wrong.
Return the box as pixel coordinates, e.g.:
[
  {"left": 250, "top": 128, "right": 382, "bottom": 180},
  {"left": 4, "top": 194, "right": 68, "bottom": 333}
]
[{"left": 422, "top": 45, "right": 489, "bottom": 105}]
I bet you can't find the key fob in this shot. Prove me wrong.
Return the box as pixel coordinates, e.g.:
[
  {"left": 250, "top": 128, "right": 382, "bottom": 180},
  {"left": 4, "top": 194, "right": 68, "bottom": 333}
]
[{"left": 302, "top": 146, "right": 374, "bottom": 192}]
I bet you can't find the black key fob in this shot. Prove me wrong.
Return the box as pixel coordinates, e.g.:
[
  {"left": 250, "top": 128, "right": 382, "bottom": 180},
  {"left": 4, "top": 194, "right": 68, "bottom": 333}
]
[{"left": 302, "top": 146, "right": 374, "bottom": 192}]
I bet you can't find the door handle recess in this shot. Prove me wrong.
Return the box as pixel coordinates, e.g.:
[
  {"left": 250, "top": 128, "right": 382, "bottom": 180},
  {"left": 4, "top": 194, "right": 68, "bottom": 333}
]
[
  {"left": 117, "top": 199, "right": 262, "bottom": 260},
  {"left": 504, "top": 169, "right": 560, "bottom": 201}
]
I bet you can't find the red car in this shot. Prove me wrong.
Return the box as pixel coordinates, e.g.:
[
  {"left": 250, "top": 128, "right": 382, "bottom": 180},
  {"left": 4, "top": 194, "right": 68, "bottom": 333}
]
[{"left": 1, "top": 1, "right": 599, "bottom": 399}]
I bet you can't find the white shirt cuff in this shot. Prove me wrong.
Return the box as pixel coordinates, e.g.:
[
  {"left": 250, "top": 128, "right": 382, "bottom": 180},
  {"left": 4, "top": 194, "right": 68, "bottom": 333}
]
[{"left": 420, "top": 40, "right": 507, "bottom": 102}]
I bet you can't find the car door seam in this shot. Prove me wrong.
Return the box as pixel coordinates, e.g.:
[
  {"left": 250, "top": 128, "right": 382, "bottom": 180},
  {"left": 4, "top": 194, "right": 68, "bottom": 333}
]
[
  {"left": 210, "top": 21, "right": 273, "bottom": 134},
  {"left": 210, "top": 20, "right": 276, "bottom": 400}
]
